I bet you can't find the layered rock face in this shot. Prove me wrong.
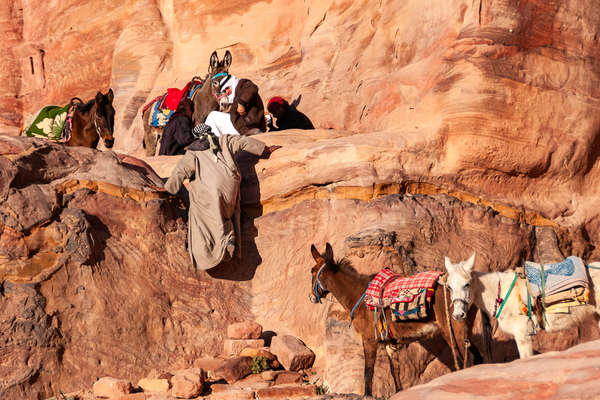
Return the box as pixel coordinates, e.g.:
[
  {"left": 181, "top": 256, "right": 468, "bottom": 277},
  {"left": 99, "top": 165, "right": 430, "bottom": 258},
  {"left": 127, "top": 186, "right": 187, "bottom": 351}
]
[
  {"left": 3, "top": 0, "right": 600, "bottom": 236},
  {"left": 391, "top": 339, "right": 600, "bottom": 400},
  {"left": 2, "top": 0, "right": 600, "bottom": 399},
  {"left": 1, "top": 133, "right": 598, "bottom": 399},
  {"left": 0, "top": 136, "right": 251, "bottom": 398}
]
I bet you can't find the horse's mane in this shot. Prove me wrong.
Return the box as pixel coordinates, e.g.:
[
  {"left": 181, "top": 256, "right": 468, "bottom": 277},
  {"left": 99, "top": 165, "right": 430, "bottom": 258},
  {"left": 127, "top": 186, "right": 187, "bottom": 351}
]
[{"left": 329, "top": 257, "right": 375, "bottom": 281}]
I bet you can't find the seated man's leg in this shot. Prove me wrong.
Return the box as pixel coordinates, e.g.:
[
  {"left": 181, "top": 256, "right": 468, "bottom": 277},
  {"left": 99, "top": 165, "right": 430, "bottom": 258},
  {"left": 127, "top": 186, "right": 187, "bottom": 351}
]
[{"left": 205, "top": 111, "right": 239, "bottom": 136}]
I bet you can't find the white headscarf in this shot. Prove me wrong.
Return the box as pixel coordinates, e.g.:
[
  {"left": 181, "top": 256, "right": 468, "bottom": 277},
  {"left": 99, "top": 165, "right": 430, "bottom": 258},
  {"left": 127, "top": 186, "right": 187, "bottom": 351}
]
[{"left": 220, "top": 74, "right": 239, "bottom": 103}]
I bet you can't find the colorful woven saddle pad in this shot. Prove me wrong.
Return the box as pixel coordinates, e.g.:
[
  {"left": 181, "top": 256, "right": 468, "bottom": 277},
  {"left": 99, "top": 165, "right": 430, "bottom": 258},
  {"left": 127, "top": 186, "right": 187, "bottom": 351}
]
[
  {"left": 25, "top": 104, "right": 70, "bottom": 140},
  {"left": 391, "top": 287, "right": 435, "bottom": 322},
  {"left": 525, "top": 256, "right": 588, "bottom": 298},
  {"left": 365, "top": 268, "right": 443, "bottom": 308},
  {"left": 145, "top": 78, "right": 204, "bottom": 128}
]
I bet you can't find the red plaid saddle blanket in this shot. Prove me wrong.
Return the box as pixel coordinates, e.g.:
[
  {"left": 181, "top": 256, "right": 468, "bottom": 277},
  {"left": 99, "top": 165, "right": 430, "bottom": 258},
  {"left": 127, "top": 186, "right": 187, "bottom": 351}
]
[{"left": 365, "top": 268, "right": 443, "bottom": 308}]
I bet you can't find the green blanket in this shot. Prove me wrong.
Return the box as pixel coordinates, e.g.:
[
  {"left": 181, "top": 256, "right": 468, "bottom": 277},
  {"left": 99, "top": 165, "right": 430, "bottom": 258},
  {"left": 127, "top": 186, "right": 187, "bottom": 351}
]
[{"left": 25, "top": 104, "right": 70, "bottom": 140}]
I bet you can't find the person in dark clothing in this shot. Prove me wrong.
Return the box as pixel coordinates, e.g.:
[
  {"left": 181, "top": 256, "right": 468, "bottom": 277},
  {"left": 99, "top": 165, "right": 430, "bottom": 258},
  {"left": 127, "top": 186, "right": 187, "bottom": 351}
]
[
  {"left": 230, "top": 79, "right": 266, "bottom": 135},
  {"left": 205, "top": 76, "right": 267, "bottom": 136},
  {"left": 158, "top": 99, "right": 195, "bottom": 155},
  {"left": 266, "top": 97, "right": 314, "bottom": 131}
]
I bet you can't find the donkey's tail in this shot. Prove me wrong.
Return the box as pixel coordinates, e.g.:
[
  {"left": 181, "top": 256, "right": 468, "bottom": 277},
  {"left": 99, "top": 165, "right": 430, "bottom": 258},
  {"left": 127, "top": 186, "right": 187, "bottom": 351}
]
[{"left": 480, "top": 310, "right": 493, "bottom": 362}]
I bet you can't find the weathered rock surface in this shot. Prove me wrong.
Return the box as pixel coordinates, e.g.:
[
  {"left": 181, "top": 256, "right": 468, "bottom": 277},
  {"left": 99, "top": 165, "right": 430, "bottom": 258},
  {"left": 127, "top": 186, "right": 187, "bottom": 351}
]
[
  {"left": 3, "top": 0, "right": 600, "bottom": 244},
  {"left": 227, "top": 321, "right": 263, "bottom": 340},
  {"left": 239, "top": 348, "right": 280, "bottom": 369},
  {"left": 274, "top": 371, "right": 304, "bottom": 386},
  {"left": 171, "top": 368, "right": 205, "bottom": 399},
  {"left": 270, "top": 335, "right": 316, "bottom": 372},
  {"left": 224, "top": 339, "right": 265, "bottom": 357},
  {"left": 0, "top": 136, "right": 249, "bottom": 398},
  {"left": 138, "top": 377, "right": 170, "bottom": 393},
  {"left": 3, "top": 2, "right": 600, "bottom": 398},
  {"left": 255, "top": 384, "right": 318, "bottom": 399},
  {"left": 92, "top": 377, "right": 133, "bottom": 398},
  {"left": 2, "top": 132, "right": 600, "bottom": 399},
  {"left": 390, "top": 339, "right": 600, "bottom": 400},
  {"left": 212, "top": 357, "right": 254, "bottom": 384}
]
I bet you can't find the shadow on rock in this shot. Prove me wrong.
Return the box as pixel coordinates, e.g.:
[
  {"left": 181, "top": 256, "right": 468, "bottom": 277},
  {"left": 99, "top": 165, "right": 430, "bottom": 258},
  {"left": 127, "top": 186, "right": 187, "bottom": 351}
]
[{"left": 207, "top": 153, "right": 263, "bottom": 281}]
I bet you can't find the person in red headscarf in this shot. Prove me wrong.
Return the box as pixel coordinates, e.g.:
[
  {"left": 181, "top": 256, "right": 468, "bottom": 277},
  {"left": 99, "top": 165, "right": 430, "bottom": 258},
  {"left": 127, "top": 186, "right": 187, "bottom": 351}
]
[{"left": 266, "top": 97, "right": 314, "bottom": 131}]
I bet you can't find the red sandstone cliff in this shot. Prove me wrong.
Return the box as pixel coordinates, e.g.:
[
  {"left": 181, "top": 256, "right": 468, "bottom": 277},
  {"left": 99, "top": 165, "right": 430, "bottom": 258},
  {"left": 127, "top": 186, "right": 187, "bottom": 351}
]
[{"left": 1, "top": 0, "right": 600, "bottom": 399}]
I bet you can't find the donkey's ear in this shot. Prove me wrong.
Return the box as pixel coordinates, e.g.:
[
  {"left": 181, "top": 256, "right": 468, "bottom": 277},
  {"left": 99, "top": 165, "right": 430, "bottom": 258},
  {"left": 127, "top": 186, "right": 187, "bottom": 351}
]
[
  {"left": 107, "top": 88, "right": 114, "bottom": 103},
  {"left": 444, "top": 256, "right": 454, "bottom": 272},
  {"left": 464, "top": 252, "right": 476, "bottom": 273},
  {"left": 95, "top": 91, "right": 103, "bottom": 103},
  {"left": 324, "top": 242, "right": 334, "bottom": 262},
  {"left": 311, "top": 244, "right": 323, "bottom": 262},
  {"left": 223, "top": 50, "right": 232, "bottom": 70},
  {"left": 209, "top": 51, "right": 219, "bottom": 72}
]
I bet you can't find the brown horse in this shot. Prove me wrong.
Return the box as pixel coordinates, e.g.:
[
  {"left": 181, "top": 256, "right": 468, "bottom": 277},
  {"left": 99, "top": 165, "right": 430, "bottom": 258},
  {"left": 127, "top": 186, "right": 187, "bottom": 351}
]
[
  {"left": 68, "top": 89, "right": 116, "bottom": 148},
  {"left": 141, "top": 50, "right": 232, "bottom": 156},
  {"left": 309, "top": 243, "right": 487, "bottom": 396}
]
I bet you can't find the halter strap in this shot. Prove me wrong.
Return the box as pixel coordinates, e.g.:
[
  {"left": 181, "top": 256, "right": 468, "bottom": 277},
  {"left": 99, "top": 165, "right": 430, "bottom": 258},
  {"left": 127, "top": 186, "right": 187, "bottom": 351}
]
[
  {"left": 313, "top": 264, "right": 328, "bottom": 304},
  {"left": 211, "top": 72, "right": 229, "bottom": 80},
  {"left": 496, "top": 272, "right": 518, "bottom": 319},
  {"left": 93, "top": 114, "right": 102, "bottom": 139},
  {"left": 350, "top": 290, "right": 367, "bottom": 321}
]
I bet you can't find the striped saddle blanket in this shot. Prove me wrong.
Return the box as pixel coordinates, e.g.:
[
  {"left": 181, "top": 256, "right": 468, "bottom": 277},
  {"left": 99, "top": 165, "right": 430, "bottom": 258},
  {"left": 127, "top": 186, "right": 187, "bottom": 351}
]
[
  {"left": 143, "top": 78, "right": 204, "bottom": 127},
  {"left": 365, "top": 268, "right": 443, "bottom": 321}
]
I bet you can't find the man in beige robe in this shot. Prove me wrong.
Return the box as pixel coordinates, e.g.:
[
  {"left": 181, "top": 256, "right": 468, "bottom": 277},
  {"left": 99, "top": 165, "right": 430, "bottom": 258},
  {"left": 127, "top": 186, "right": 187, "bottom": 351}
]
[{"left": 164, "top": 133, "right": 279, "bottom": 270}]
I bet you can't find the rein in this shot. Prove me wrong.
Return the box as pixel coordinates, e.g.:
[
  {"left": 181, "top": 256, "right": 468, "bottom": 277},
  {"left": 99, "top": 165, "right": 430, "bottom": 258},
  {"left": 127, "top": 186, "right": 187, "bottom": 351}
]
[
  {"left": 443, "top": 283, "right": 468, "bottom": 370},
  {"left": 93, "top": 113, "right": 103, "bottom": 140}
]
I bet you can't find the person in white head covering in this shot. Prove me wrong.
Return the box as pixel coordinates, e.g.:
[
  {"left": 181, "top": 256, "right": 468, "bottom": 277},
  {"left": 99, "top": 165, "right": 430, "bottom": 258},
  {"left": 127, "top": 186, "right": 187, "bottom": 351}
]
[{"left": 204, "top": 74, "right": 267, "bottom": 136}]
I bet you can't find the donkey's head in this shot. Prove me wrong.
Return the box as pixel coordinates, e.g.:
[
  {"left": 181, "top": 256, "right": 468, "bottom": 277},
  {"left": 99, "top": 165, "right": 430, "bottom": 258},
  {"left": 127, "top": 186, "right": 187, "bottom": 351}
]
[
  {"left": 309, "top": 243, "right": 334, "bottom": 303},
  {"left": 93, "top": 88, "right": 115, "bottom": 148},
  {"left": 444, "top": 253, "right": 476, "bottom": 321},
  {"left": 209, "top": 50, "right": 232, "bottom": 76}
]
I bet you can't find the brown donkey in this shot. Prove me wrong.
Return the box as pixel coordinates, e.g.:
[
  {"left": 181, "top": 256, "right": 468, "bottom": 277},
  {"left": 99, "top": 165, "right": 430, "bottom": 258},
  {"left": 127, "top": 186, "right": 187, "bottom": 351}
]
[
  {"left": 141, "top": 50, "right": 231, "bottom": 156},
  {"left": 67, "top": 89, "right": 115, "bottom": 148},
  {"left": 310, "top": 243, "right": 486, "bottom": 395}
]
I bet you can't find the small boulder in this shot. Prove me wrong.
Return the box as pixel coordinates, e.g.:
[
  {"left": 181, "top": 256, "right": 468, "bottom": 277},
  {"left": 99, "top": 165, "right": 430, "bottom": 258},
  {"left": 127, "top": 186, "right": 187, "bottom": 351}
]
[
  {"left": 260, "top": 370, "right": 279, "bottom": 381},
  {"left": 171, "top": 368, "right": 205, "bottom": 399},
  {"left": 270, "top": 335, "right": 315, "bottom": 371},
  {"left": 255, "top": 384, "right": 317, "bottom": 399},
  {"left": 227, "top": 321, "right": 263, "bottom": 339},
  {"left": 213, "top": 356, "right": 253, "bottom": 383},
  {"left": 224, "top": 339, "right": 265, "bottom": 357},
  {"left": 274, "top": 371, "right": 303, "bottom": 385},
  {"left": 193, "top": 357, "right": 226, "bottom": 380},
  {"left": 209, "top": 388, "right": 255, "bottom": 399},
  {"left": 93, "top": 377, "right": 133, "bottom": 398}
]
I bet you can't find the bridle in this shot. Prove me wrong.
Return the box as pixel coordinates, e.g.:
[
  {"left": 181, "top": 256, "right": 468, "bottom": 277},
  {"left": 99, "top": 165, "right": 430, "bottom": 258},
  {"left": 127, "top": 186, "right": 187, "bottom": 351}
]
[
  {"left": 93, "top": 113, "right": 103, "bottom": 140},
  {"left": 92, "top": 104, "right": 113, "bottom": 145},
  {"left": 443, "top": 277, "right": 472, "bottom": 370},
  {"left": 312, "top": 264, "right": 328, "bottom": 304},
  {"left": 211, "top": 72, "right": 233, "bottom": 111},
  {"left": 449, "top": 285, "right": 471, "bottom": 312}
]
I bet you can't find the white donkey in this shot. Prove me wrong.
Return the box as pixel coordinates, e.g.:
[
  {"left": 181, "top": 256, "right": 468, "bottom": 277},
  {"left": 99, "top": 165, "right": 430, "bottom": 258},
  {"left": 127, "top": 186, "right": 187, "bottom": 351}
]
[{"left": 444, "top": 253, "right": 600, "bottom": 358}]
